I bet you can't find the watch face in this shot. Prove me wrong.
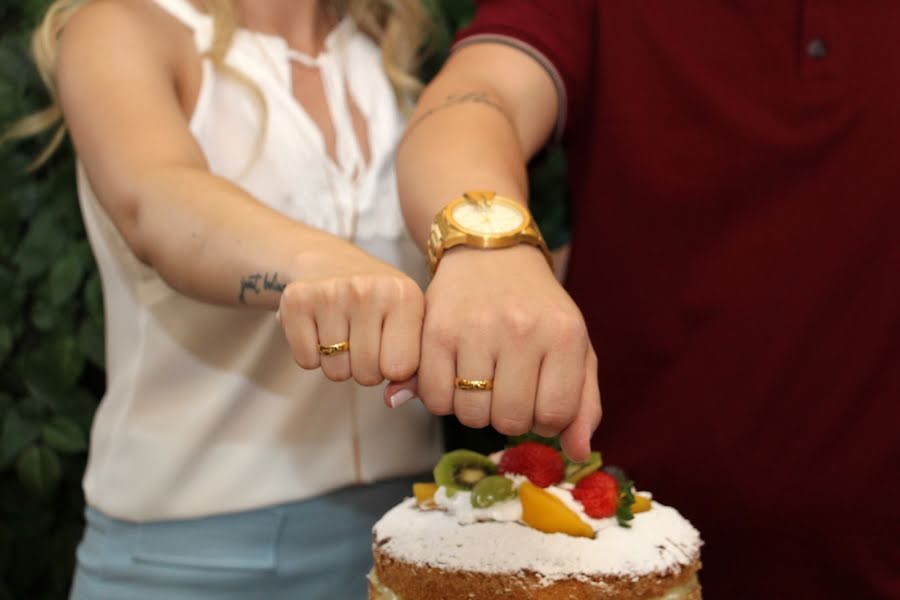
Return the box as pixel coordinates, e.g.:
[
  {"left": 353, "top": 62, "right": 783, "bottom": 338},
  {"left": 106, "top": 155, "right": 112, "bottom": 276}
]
[{"left": 451, "top": 198, "right": 526, "bottom": 236}]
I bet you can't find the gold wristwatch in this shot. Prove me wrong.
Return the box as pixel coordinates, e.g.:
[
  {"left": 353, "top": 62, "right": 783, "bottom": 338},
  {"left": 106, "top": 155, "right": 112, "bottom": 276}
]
[{"left": 427, "top": 190, "right": 552, "bottom": 276}]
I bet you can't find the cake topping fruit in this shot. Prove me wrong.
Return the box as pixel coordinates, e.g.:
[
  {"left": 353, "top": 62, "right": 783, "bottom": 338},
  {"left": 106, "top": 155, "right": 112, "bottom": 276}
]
[
  {"left": 413, "top": 483, "right": 438, "bottom": 508},
  {"left": 433, "top": 449, "right": 497, "bottom": 494},
  {"left": 519, "top": 481, "right": 593, "bottom": 538},
  {"left": 498, "top": 441, "right": 564, "bottom": 488},
  {"left": 470, "top": 475, "right": 516, "bottom": 508},
  {"left": 572, "top": 471, "right": 619, "bottom": 519},
  {"left": 607, "top": 467, "right": 637, "bottom": 527},
  {"left": 631, "top": 494, "right": 652, "bottom": 513},
  {"left": 564, "top": 451, "right": 603, "bottom": 484}
]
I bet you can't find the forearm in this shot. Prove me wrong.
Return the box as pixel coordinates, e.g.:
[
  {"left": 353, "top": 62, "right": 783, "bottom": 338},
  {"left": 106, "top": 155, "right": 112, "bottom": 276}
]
[
  {"left": 397, "top": 82, "right": 529, "bottom": 247},
  {"left": 117, "top": 165, "right": 366, "bottom": 310},
  {"left": 397, "top": 45, "right": 557, "bottom": 248}
]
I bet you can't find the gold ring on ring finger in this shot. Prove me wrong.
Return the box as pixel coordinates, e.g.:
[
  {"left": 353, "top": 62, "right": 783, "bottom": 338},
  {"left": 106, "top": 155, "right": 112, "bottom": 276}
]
[
  {"left": 319, "top": 341, "right": 350, "bottom": 357},
  {"left": 454, "top": 377, "right": 494, "bottom": 391}
]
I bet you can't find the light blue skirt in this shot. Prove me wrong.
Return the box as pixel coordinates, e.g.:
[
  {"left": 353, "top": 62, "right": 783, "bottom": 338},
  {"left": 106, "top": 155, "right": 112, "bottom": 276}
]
[{"left": 69, "top": 475, "right": 421, "bottom": 600}]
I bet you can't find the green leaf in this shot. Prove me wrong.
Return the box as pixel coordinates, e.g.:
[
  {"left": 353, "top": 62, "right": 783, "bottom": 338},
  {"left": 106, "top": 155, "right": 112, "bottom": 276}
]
[
  {"left": 30, "top": 296, "right": 57, "bottom": 331},
  {"left": 611, "top": 471, "right": 636, "bottom": 528},
  {"left": 17, "top": 396, "right": 51, "bottom": 420},
  {"left": 83, "top": 271, "right": 104, "bottom": 323},
  {"left": 20, "top": 335, "right": 86, "bottom": 389},
  {"left": 0, "top": 408, "right": 40, "bottom": 469},
  {"left": 53, "top": 385, "right": 98, "bottom": 433},
  {"left": 13, "top": 208, "right": 71, "bottom": 281},
  {"left": 48, "top": 250, "right": 86, "bottom": 305},
  {"left": 56, "top": 335, "right": 86, "bottom": 385},
  {"left": 0, "top": 267, "right": 28, "bottom": 322},
  {"left": 0, "top": 392, "right": 12, "bottom": 418},
  {"left": 441, "top": 0, "right": 476, "bottom": 28},
  {"left": 15, "top": 444, "right": 61, "bottom": 497},
  {"left": 41, "top": 415, "right": 87, "bottom": 454},
  {"left": 77, "top": 316, "right": 105, "bottom": 368},
  {"left": 0, "top": 323, "right": 13, "bottom": 365}
]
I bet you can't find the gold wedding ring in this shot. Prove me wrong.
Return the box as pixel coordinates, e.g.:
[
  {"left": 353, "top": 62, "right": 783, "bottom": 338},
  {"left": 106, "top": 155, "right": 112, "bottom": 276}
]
[
  {"left": 319, "top": 341, "right": 350, "bottom": 356},
  {"left": 454, "top": 377, "right": 494, "bottom": 391}
]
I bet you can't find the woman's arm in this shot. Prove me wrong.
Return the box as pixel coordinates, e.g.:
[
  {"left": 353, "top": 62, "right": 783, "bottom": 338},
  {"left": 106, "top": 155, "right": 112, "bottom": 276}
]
[{"left": 56, "top": 1, "right": 422, "bottom": 385}]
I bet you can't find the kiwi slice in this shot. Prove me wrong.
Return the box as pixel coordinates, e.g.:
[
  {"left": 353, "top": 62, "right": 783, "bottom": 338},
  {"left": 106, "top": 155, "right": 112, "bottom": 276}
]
[
  {"left": 564, "top": 451, "right": 603, "bottom": 484},
  {"left": 434, "top": 449, "right": 497, "bottom": 494},
  {"left": 471, "top": 475, "right": 516, "bottom": 508}
]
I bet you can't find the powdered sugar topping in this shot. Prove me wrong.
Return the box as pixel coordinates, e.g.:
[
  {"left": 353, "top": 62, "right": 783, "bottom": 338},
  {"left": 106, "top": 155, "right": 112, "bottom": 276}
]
[{"left": 373, "top": 496, "right": 701, "bottom": 581}]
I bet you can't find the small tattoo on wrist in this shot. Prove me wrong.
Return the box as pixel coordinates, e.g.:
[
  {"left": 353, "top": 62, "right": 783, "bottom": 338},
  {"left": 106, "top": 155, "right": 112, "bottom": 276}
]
[{"left": 239, "top": 272, "right": 286, "bottom": 304}]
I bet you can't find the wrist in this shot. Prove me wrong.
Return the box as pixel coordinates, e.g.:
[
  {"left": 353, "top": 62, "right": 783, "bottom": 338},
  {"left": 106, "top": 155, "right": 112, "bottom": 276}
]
[
  {"left": 437, "top": 243, "right": 554, "bottom": 275},
  {"left": 427, "top": 190, "right": 552, "bottom": 276}
]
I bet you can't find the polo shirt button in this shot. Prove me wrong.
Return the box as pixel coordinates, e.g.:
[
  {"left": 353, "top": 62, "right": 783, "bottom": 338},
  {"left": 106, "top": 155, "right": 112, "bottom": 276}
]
[{"left": 806, "top": 37, "right": 828, "bottom": 59}]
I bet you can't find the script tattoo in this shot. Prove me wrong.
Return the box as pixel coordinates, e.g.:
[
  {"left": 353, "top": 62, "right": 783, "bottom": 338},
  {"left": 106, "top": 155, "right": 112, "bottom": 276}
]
[
  {"left": 239, "top": 272, "right": 287, "bottom": 304},
  {"left": 404, "top": 91, "right": 512, "bottom": 138}
]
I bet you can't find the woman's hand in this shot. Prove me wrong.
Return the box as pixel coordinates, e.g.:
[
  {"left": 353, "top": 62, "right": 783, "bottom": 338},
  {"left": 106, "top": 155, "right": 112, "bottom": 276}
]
[{"left": 278, "top": 246, "right": 424, "bottom": 386}]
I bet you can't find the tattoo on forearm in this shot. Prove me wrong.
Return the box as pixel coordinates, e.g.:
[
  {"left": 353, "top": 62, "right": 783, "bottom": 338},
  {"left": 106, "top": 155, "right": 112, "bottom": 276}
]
[
  {"left": 239, "top": 272, "right": 287, "bottom": 304},
  {"left": 404, "top": 91, "right": 513, "bottom": 139}
]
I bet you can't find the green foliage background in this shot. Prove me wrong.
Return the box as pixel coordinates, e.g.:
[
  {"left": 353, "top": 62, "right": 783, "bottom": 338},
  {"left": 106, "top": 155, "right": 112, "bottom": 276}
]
[
  {"left": 0, "top": 1, "right": 567, "bottom": 597},
  {"left": 1, "top": 0, "right": 105, "bottom": 597}
]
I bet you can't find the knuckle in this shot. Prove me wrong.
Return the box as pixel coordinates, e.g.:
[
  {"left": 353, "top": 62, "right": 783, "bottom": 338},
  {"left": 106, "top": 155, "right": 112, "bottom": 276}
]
[
  {"left": 533, "top": 425, "right": 561, "bottom": 439},
  {"left": 491, "top": 415, "right": 531, "bottom": 436},
  {"left": 422, "top": 394, "right": 452, "bottom": 416},
  {"left": 281, "top": 283, "right": 314, "bottom": 312},
  {"left": 392, "top": 275, "right": 422, "bottom": 302},
  {"left": 502, "top": 306, "right": 537, "bottom": 340},
  {"left": 322, "top": 362, "right": 351, "bottom": 382},
  {"left": 455, "top": 405, "right": 490, "bottom": 429},
  {"left": 354, "top": 370, "right": 384, "bottom": 387},
  {"left": 549, "top": 313, "right": 586, "bottom": 346},
  {"left": 382, "top": 357, "right": 417, "bottom": 382},
  {"left": 308, "top": 279, "right": 340, "bottom": 308},
  {"left": 534, "top": 406, "right": 572, "bottom": 432},
  {"left": 424, "top": 320, "right": 457, "bottom": 352},
  {"left": 351, "top": 351, "right": 382, "bottom": 386},
  {"left": 293, "top": 355, "right": 318, "bottom": 370},
  {"left": 348, "top": 275, "right": 375, "bottom": 303}
]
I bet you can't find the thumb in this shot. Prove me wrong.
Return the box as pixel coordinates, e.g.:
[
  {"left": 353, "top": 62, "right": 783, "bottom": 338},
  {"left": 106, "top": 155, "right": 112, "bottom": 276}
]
[{"left": 384, "top": 375, "right": 419, "bottom": 408}]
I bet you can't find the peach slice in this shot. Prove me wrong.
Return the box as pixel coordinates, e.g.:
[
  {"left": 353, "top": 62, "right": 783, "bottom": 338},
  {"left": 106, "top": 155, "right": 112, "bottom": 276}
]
[
  {"left": 413, "top": 483, "right": 438, "bottom": 508},
  {"left": 631, "top": 494, "right": 652, "bottom": 514},
  {"left": 519, "top": 481, "right": 593, "bottom": 538}
]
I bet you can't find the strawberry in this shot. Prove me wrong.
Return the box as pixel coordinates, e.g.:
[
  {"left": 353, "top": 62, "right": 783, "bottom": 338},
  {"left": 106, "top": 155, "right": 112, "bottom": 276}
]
[
  {"left": 572, "top": 471, "right": 619, "bottom": 518},
  {"left": 576, "top": 471, "right": 618, "bottom": 492},
  {"left": 498, "top": 441, "right": 564, "bottom": 488}
]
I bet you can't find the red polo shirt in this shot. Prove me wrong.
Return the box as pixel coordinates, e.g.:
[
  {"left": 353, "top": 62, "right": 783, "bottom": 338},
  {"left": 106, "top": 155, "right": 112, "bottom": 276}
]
[{"left": 458, "top": 2, "right": 900, "bottom": 597}]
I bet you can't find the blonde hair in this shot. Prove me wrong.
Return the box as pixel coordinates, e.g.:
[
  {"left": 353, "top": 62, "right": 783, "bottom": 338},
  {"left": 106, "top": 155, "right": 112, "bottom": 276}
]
[{"left": 2, "top": 0, "right": 431, "bottom": 170}]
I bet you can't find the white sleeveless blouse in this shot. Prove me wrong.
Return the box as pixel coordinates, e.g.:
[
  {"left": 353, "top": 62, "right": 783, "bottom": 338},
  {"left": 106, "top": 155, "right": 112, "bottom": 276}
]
[{"left": 78, "top": 0, "right": 440, "bottom": 521}]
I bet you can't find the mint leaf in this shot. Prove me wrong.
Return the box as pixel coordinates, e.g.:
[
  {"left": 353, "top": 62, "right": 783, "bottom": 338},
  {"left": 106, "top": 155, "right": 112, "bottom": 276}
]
[{"left": 611, "top": 471, "right": 636, "bottom": 528}]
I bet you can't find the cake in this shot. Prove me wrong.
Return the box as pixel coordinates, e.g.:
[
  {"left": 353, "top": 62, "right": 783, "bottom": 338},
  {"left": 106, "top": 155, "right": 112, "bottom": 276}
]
[{"left": 369, "top": 441, "right": 702, "bottom": 599}]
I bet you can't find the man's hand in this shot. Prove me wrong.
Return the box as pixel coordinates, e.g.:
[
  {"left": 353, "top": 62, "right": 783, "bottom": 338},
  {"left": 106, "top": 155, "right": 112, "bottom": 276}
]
[{"left": 389, "top": 245, "right": 601, "bottom": 461}]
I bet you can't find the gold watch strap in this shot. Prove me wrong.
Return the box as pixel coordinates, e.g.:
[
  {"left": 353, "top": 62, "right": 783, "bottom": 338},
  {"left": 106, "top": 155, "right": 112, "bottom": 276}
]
[{"left": 427, "top": 191, "right": 553, "bottom": 276}]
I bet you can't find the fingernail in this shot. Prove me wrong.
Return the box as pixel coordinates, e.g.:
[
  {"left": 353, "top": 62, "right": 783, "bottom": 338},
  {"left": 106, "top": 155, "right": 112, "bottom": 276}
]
[{"left": 389, "top": 389, "right": 417, "bottom": 408}]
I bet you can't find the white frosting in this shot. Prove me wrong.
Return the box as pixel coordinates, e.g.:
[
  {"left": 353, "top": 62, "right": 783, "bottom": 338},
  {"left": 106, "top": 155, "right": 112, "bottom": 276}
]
[
  {"left": 373, "top": 497, "right": 701, "bottom": 582},
  {"left": 433, "top": 486, "right": 522, "bottom": 524},
  {"left": 432, "top": 479, "right": 637, "bottom": 537}
]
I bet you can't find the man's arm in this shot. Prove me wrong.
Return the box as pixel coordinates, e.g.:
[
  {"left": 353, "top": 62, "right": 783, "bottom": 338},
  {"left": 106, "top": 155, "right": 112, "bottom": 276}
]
[{"left": 395, "top": 43, "right": 601, "bottom": 461}]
